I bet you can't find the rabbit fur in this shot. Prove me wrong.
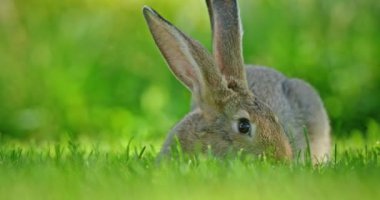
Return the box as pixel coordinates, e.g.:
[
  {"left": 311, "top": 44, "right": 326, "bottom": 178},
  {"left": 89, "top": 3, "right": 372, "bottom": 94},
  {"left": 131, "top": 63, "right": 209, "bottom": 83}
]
[{"left": 143, "top": 0, "right": 330, "bottom": 163}]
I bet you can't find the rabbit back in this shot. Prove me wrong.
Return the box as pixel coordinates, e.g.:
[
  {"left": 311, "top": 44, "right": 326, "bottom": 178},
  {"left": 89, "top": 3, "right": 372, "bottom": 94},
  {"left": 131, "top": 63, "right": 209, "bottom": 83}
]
[{"left": 246, "top": 66, "right": 331, "bottom": 161}]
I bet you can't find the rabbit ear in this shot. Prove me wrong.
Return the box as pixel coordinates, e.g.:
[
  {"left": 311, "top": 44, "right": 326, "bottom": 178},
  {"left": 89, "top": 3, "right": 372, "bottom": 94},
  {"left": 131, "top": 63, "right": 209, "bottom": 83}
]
[
  {"left": 206, "top": 0, "right": 247, "bottom": 86},
  {"left": 143, "top": 6, "right": 227, "bottom": 102}
]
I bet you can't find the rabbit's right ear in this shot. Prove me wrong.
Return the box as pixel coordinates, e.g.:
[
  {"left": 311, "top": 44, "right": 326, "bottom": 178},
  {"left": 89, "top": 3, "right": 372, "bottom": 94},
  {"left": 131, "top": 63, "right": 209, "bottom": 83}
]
[
  {"left": 143, "top": 6, "right": 226, "bottom": 101},
  {"left": 206, "top": 0, "right": 247, "bottom": 87}
]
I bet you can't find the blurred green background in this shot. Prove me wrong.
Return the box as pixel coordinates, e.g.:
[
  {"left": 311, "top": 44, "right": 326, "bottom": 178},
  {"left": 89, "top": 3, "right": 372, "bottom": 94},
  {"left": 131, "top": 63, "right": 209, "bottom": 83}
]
[{"left": 0, "top": 0, "right": 379, "bottom": 143}]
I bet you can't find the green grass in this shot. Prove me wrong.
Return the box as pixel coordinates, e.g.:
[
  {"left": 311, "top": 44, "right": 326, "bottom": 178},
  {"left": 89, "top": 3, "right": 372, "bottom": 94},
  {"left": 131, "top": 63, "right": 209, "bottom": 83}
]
[{"left": 0, "top": 138, "right": 379, "bottom": 200}]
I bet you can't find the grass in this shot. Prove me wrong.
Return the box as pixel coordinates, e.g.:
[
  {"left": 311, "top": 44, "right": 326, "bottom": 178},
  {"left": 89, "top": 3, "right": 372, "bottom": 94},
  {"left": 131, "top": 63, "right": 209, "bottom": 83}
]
[{"left": 0, "top": 138, "right": 379, "bottom": 200}]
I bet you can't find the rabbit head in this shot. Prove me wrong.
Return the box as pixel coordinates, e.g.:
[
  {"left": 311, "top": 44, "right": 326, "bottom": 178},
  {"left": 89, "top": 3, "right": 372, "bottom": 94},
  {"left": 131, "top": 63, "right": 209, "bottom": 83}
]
[{"left": 143, "top": 0, "right": 292, "bottom": 160}]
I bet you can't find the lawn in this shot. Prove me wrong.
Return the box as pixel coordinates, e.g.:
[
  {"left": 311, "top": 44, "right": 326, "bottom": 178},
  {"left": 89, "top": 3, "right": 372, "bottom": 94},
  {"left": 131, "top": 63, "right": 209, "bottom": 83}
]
[{"left": 0, "top": 136, "right": 379, "bottom": 200}]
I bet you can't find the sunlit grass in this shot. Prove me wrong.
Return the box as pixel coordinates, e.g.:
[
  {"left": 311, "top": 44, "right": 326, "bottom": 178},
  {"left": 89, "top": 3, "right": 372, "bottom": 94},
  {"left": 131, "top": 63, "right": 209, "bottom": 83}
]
[{"left": 0, "top": 136, "right": 379, "bottom": 200}]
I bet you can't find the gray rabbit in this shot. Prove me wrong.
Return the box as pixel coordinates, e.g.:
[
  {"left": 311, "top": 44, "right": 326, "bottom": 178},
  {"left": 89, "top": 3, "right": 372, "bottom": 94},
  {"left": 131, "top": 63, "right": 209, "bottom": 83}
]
[{"left": 143, "top": 0, "right": 330, "bottom": 163}]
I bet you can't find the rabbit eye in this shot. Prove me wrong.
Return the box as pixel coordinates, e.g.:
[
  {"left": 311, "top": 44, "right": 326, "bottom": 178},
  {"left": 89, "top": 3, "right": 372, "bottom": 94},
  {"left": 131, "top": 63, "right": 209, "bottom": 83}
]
[{"left": 238, "top": 118, "right": 251, "bottom": 135}]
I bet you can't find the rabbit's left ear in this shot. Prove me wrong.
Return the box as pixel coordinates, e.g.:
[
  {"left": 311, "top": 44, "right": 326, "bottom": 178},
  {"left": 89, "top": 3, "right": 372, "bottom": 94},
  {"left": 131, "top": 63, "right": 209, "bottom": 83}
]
[
  {"left": 206, "top": 0, "right": 247, "bottom": 87},
  {"left": 143, "top": 6, "right": 228, "bottom": 104}
]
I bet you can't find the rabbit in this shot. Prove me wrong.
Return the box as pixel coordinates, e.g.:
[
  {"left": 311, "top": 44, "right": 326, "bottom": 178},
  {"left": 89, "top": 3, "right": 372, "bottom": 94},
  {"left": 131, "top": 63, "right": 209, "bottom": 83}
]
[{"left": 143, "top": 0, "right": 331, "bottom": 163}]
